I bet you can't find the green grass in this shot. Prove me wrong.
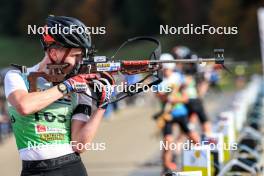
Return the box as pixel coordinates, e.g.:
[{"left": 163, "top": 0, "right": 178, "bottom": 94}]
[
  {"left": 219, "top": 62, "right": 262, "bottom": 91},
  {"left": 0, "top": 36, "right": 43, "bottom": 67}
]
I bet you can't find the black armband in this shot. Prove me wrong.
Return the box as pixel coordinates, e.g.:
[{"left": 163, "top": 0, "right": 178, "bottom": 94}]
[{"left": 73, "top": 104, "right": 92, "bottom": 116}]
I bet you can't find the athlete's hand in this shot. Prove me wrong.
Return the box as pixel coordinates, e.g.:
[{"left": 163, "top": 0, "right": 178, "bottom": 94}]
[
  {"left": 63, "top": 74, "right": 98, "bottom": 93},
  {"left": 92, "top": 79, "right": 113, "bottom": 107},
  {"left": 90, "top": 72, "right": 115, "bottom": 108}
]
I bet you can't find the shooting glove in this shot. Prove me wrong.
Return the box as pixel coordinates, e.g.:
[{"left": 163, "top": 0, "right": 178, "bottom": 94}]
[
  {"left": 90, "top": 72, "right": 115, "bottom": 108},
  {"left": 63, "top": 74, "right": 98, "bottom": 93}
]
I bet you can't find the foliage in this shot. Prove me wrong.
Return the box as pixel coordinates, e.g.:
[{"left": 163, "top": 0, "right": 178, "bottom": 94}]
[{"left": 1, "top": 0, "right": 264, "bottom": 65}]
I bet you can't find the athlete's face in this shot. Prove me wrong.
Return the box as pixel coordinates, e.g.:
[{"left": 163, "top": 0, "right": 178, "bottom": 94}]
[
  {"left": 48, "top": 48, "right": 83, "bottom": 73},
  {"left": 62, "top": 48, "right": 83, "bottom": 73}
]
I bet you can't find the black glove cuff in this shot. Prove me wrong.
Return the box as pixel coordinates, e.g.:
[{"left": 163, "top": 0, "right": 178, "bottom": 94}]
[{"left": 73, "top": 104, "right": 92, "bottom": 116}]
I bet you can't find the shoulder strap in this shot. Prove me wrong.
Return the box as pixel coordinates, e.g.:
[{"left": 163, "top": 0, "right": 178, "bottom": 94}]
[{"left": 10, "top": 64, "right": 27, "bottom": 73}]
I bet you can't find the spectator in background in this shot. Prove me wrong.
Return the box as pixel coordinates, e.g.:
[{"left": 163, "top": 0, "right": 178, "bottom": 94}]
[
  {"left": 0, "top": 96, "right": 11, "bottom": 143},
  {"left": 0, "top": 75, "right": 11, "bottom": 143}
]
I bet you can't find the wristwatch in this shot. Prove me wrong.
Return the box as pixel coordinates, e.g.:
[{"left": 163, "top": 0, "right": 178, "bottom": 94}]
[{"left": 57, "top": 83, "right": 68, "bottom": 95}]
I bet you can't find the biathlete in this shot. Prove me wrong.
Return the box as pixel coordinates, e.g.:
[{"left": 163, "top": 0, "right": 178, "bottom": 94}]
[
  {"left": 155, "top": 53, "right": 200, "bottom": 173},
  {"left": 172, "top": 46, "right": 212, "bottom": 135},
  {"left": 4, "top": 16, "right": 114, "bottom": 176}
]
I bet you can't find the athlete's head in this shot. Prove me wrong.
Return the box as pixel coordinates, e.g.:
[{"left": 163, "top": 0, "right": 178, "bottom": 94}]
[
  {"left": 159, "top": 53, "right": 175, "bottom": 77},
  {"left": 40, "top": 15, "right": 92, "bottom": 73},
  {"left": 171, "top": 46, "right": 191, "bottom": 71},
  {"left": 171, "top": 46, "right": 191, "bottom": 59},
  {"left": 171, "top": 46, "right": 197, "bottom": 75}
]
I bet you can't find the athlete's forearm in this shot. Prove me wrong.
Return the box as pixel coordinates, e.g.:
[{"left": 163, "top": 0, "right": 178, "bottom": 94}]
[
  {"left": 71, "top": 108, "right": 105, "bottom": 153},
  {"left": 78, "top": 108, "right": 105, "bottom": 143},
  {"left": 8, "top": 86, "right": 63, "bottom": 116}
]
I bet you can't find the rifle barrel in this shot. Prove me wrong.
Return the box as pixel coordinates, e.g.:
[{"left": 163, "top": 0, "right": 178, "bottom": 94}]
[
  {"left": 150, "top": 58, "right": 218, "bottom": 63},
  {"left": 121, "top": 57, "right": 224, "bottom": 66}
]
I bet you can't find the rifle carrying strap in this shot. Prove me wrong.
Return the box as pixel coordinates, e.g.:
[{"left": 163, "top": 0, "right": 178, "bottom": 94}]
[
  {"left": 111, "top": 36, "right": 161, "bottom": 61},
  {"left": 10, "top": 64, "right": 27, "bottom": 73},
  {"left": 47, "top": 48, "right": 71, "bottom": 64}
]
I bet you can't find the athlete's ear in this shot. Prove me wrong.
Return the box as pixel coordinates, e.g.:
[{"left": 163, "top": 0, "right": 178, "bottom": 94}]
[{"left": 47, "top": 48, "right": 58, "bottom": 61}]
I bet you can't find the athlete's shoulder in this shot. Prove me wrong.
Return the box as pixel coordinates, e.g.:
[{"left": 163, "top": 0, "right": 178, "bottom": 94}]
[
  {"left": 4, "top": 69, "right": 28, "bottom": 98},
  {"left": 4, "top": 64, "right": 39, "bottom": 80},
  {"left": 4, "top": 69, "right": 23, "bottom": 83},
  {"left": 3, "top": 63, "right": 39, "bottom": 98}
]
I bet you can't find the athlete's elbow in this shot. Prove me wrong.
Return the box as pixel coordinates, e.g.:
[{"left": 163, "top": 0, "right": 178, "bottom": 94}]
[
  {"left": 81, "top": 137, "right": 93, "bottom": 146},
  {"left": 73, "top": 146, "right": 85, "bottom": 154},
  {"left": 16, "top": 103, "right": 33, "bottom": 116},
  {"left": 71, "top": 138, "right": 92, "bottom": 154}
]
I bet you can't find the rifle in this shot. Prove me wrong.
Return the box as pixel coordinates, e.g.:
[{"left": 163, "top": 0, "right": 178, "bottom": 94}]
[{"left": 12, "top": 36, "right": 225, "bottom": 107}]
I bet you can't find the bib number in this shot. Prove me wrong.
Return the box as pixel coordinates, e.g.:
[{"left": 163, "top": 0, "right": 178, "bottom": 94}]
[{"left": 34, "top": 112, "right": 67, "bottom": 123}]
